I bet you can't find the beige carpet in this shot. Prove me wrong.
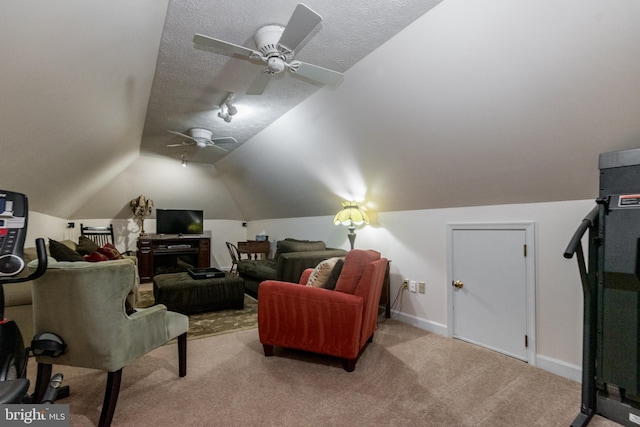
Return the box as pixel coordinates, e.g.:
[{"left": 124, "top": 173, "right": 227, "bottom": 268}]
[{"left": 26, "top": 319, "right": 621, "bottom": 427}]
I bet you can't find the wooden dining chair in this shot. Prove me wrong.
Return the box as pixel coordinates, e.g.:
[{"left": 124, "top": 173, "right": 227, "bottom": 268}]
[
  {"left": 80, "top": 224, "right": 115, "bottom": 246},
  {"left": 225, "top": 242, "right": 241, "bottom": 275}
]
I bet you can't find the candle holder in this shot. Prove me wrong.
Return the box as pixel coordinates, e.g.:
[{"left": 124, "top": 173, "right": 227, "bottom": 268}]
[{"left": 130, "top": 195, "right": 154, "bottom": 236}]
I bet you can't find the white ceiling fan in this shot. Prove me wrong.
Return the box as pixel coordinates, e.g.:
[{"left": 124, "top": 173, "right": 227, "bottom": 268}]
[
  {"left": 167, "top": 128, "right": 238, "bottom": 152},
  {"left": 193, "top": 3, "right": 343, "bottom": 95}
]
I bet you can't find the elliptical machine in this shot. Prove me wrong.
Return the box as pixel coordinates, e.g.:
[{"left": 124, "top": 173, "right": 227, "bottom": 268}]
[{"left": 0, "top": 189, "right": 66, "bottom": 404}]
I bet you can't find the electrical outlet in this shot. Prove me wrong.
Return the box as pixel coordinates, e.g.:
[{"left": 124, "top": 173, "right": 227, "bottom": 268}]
[
  {"left": 418, "top": 281, "right": 425, "bottom": 294},
  {"left": 409, "top": 280, "right": 417, "bottom": 293},
  {"left": 402, "top": 279, "right": 409, "bottom": 290}
]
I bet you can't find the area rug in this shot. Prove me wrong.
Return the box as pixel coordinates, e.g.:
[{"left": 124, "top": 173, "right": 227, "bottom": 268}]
[{"left": 136, "top": 290, "right": 258, "bottom": 340}]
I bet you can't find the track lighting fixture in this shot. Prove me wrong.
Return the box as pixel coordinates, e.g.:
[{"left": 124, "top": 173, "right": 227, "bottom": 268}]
[
  {"left": 181, "top": 153, "right": 188, "bottom": 167},
  {"left": 218, "top": 92, "right": 238, "bottom": 122}
]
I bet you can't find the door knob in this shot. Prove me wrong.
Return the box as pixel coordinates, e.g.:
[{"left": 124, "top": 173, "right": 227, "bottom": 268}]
[{"left": 452, "top": 280, "right": 464, "bottom": 289}]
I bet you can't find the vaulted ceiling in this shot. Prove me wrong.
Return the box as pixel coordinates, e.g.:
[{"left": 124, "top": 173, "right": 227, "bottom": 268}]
[
  {"left": 1, "top": 0, "right": 639, "bottom": 221},
  {"left": 142, "top": 0, "right": 442, "bottom": 164}
]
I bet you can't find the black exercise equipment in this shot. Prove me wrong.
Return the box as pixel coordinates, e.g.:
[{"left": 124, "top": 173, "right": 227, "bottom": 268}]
[
  {"left": 0, "top": 189, "right": 67, "bottom": 404},
  {"left": 565, "top": 147, "right": 640, "bottom": 426}
]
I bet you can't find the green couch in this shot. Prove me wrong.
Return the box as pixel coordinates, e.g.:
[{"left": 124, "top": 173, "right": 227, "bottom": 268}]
[{"left": 238, "top": 238, "right": 347, "bottom": 298}]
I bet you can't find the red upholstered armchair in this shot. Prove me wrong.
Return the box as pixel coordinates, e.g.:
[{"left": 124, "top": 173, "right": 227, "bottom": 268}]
[{"left": 258, "top": 249, "right": 388, "bottom": 372}]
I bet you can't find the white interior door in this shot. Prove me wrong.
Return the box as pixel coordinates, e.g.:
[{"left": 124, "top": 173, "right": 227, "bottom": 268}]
[{"left": 448, "top": 224, "right": 534, "bottom": 362}]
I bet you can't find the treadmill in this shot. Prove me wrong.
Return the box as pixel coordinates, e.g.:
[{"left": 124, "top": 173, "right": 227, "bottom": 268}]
[{"left": 565, "top": 147, "right": 640, "bottom": 426}]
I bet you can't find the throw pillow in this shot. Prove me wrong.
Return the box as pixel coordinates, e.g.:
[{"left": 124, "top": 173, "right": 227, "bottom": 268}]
[
  {"left": 48, "top": 238, "right": 84, "bottom": 262},
  {"left": 306, "top": 257, "right": 343, "bottom": 288},
  {"left": 84, "top": 252, "right": 109, "bottom": 262},
  {"left": 98, "top": 243, "right": 124, "bottom": 260},
  {"left": 76, "top": 236, "right": 99, "bottom": 255},
  {"left": 323, "top": 259, "right": 344, "bottom": 291}
]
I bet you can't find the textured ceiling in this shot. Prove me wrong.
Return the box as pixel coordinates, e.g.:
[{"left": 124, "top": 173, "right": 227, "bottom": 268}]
[{"left": 140, "top": 0, "right": 442, "bottom": 164}]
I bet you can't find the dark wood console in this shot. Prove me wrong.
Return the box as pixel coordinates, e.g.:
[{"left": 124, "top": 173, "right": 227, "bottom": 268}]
[{"left": 137, "top": 235, "right": 210, "bottom": 282}]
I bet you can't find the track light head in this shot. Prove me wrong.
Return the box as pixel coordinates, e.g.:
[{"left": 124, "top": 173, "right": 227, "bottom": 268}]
[
  {"left": 218, "top": 92, "right": 237, "bottom": 122},
  {"left": 218, "top": 111, "right": 232, "bottom": 122}
]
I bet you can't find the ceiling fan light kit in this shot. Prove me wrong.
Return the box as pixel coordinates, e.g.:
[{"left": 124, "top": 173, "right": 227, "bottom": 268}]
[
  {"left": 189, "top": 127, "right": 213, "bottom": 145},
  {"left": 193, "top": 3, "right": 344, "bottom": 95}
]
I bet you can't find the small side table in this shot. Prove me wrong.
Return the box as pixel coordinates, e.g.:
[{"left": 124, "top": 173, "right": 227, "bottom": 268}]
[{"left": 238, "top": 240, "right": 270, "bottom": 260}]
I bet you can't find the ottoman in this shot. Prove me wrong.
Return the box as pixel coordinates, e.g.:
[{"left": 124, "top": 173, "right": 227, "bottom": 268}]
[{"left": 153, "top": 272, "right": 245, "bottom": 315}]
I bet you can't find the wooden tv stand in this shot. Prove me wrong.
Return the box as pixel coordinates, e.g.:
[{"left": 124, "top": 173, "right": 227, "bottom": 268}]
[{"left": 137, "top": 234, "right": 210, "bottom": 282}]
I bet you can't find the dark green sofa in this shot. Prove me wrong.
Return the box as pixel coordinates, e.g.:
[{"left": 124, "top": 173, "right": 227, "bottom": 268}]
[{"left": 238, "top": 238, "right": 347, "bottom": 298}]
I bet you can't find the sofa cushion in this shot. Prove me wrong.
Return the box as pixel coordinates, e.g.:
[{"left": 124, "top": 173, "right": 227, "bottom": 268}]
[
  {"left": 335, "top": 250, "right": 381, "bottom": 294},
  {"left": 237, "top": 259, "right": 278, "bottom": 280},
  {"left": 275, "top": 239, "right": 326, "bottom": 258},
  {"left": 306, "top": 257, "right": 343, "bottom": 288},
  {"left": 49, "top": 238, "right": 84, "bottom": 262},
  {"left": 98, "top": 243, "right": 124, "bottom": 260},
  {"left": 22, "top": 240, "right": 76, "bottom": 265},
  {"left": 76, "top": 236, "right": 100, "bottom": 255}
]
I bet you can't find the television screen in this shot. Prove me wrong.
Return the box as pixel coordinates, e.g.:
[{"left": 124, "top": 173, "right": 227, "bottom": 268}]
[{"left": 156, "top": 209, "right": 203, "bottom": 235}]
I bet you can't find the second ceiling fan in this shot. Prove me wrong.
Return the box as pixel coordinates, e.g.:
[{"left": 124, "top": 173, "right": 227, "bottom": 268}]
[
  {"left": 193, "top": 3, "right": 344, "bottom": 95},
  {"left": 167, "top": 128, "right": 238, "bottom": 152}
]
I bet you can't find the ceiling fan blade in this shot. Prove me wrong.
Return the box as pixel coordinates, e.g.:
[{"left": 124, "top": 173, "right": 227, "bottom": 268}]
[
  {"left": 204, "top": 141, "right": 229, "bottom": 152},
  {"left": 246, "top": 72, "right": 274, "bottom": 95},
  {"left": 166, "top": 142, "right": 193, "bottom": 147},
  {"left": 277, "top": 4, "right": 322, "bottom": 53},
  {"left": 193, "top": 34, "right": 256, "bottom": 58},
  {"left": 212, "top": 137, "right": 238, "bottom": 146},
  {"left": 288, "top": 61, "right": 343, "bottom": 88},
  {"left": 168, "top": 130, "right": 199, "bottom": 144},
  {"left": 211, "top": 138, "right": 238, "bottom": 152},
  {"left": 168, "top": 130, "right": 188, "bottom": 138}
]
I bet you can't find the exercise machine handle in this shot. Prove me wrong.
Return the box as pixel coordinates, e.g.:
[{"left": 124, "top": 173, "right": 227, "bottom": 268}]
[
  {"left": 0, "top": 237, "right": 48, "bottom": 284},
  {"left": 564, "top": 206, "right": 599, "bottom": 259},
  {"left": 0, "top": 238, "right": 47, "bottom": 320}
]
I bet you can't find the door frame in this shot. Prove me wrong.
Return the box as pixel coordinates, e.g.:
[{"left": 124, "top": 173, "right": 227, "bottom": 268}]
[{"left": 446, "top": 222, "right": 537, "bottom": 366}]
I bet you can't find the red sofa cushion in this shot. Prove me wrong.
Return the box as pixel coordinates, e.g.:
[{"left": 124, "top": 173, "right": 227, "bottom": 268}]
[{"left": 334, "top": 249, "right": 380, "bottom": 294}]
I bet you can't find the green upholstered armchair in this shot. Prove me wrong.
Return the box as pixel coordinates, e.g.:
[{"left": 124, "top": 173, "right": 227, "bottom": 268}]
[{"left": 30, "top": 258, "right": 188, "bottom": 427}]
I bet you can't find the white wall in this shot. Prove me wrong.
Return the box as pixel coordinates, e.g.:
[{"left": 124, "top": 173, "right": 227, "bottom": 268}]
[
  {"left": 25, "top": 211, "right": 69, "bottom": 247},
  {"left": 250, "top": 198, "right": 596, "bottom": 381}
]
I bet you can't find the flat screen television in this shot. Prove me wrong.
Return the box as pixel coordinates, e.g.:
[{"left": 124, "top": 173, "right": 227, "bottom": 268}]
[{"left": 156, "top": 209, "right": 203, "bottom": 235}]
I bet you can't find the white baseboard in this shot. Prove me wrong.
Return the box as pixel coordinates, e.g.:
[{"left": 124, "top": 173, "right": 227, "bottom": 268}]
[
  {"left": 391, "top": 310, "right": 448, "bottom": 336},
  {"left": 391, "top": 310, "right": 582, "bottom": 383},
  {"left": 535, "top": 354, "right": 582, "bottom": 382}
]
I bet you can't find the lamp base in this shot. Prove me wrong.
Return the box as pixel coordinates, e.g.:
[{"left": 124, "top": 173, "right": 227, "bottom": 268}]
[{"left": 347, "top": 227, "right": 356, "bottom": 250}]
